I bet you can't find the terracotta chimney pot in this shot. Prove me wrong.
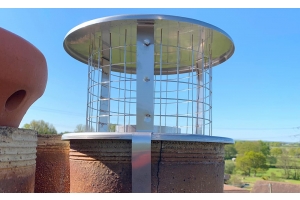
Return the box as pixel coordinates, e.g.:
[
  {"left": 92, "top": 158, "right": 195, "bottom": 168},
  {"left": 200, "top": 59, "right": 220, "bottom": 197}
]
[{"left": 0, "top": 27, "right": 47, "bottom": 127}]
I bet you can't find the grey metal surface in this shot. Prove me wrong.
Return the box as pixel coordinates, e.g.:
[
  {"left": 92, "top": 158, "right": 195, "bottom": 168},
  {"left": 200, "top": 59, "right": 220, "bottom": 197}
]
[
  {"left": 63, "top": 14, "right": 234, "bottom": 75},
  {"left": 135, "top": 22, "right": 155, "bottom": 132},
  {"left": 98, "top": 25, "right": 111, "bottom": 132},
  {"left": 132, "top": 132, "right": 152, "bottom": 193},
  {"left": 151, "top": 133, "right": 233, "bottom": 143},
  {"left": 61, "top": 132, "right": 234, "bottom": 144},
  {"left": 61, "top": 132, "right": 132, "bottom": 140},
  {"left": 115, "top": 125, "right": 181, "bottom": 134},
  {"left": 132, "top": 22, "right": 154, "bottom": 193}
]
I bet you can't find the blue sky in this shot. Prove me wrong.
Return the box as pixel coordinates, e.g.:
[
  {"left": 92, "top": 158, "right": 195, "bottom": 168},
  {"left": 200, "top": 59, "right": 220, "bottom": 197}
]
[{"left": 1, "top": 8, "right": 300, "bottom": 142}]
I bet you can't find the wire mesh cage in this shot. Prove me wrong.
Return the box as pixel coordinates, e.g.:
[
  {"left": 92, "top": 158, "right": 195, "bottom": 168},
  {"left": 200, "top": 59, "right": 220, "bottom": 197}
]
[{"left": 64, "top": 15, "right": 234, "bottom": 136}]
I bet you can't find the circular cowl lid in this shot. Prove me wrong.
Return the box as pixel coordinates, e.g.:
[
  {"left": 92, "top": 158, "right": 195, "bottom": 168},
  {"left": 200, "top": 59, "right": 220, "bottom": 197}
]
[{"left": 63, "top": 14, "right": 234, "bottom": 74}]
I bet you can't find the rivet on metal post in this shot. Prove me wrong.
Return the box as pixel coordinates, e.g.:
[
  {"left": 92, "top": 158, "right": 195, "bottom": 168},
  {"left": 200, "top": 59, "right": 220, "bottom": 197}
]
[
  {"left": 144, "top": 114, "right": 151, "bottom": 123},
  {"left": 143, "top": 77, "right": 150, "bottom": 82},
  {"left": 143, "top": 39, "right": 151, "bottom": 46}
]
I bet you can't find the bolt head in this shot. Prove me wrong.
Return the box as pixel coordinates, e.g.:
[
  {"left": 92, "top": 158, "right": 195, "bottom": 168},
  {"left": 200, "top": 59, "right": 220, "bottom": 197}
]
[
  {"left": 143, "top": 39, "right": 150, "bottom": 46},
  {"left": 143, "top": 77, "right": 150, "bottom": 82},
  {"left": 144, "top": 114, "right": 151, "bottom": 123}
]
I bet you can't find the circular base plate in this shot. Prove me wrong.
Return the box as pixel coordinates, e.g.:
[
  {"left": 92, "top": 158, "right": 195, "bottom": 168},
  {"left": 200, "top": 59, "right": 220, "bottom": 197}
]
[{"left": 61, "top": 132, "right": 234, "bottom": 144}]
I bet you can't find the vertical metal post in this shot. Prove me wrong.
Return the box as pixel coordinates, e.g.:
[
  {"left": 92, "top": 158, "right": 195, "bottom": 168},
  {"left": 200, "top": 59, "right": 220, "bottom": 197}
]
[
  {"left": 96, "top": 37, "right": 101, "bottom": 132},
  {"left": 91, "top": 48, "right": 95, "bottom": 131},
  {"left": 176, "top": 31, "right": 180, "bottom": 134},
  {"left": 197, "top": 61, "right": 203, "bottom": 135},
  {"left": 86, "top": 56, "right": 91, "bottom": 131},
  {"left": 165, "top": 74, "right": 168, "bottom": 128},
  {"left": 191, "top": 35, "right": 194, "bottom": 134},
  {"left": 117, "top": 71, "right": 121, "bottom": 130},
  {"left": 108, "top": 33, "right": 112, "bottom": 130},
  {"left": 132, "top": 21, "right": 154, "bottom": 193},
  {"left": 124, "top": 29, "right": 127, "bottom": 132},
  {"left": 159, "top": 29, "right": 163, "bottom": 134},
  {"left": 202, "top": 50, "right": 206, "bottom": 135},
  {"left": 209, "top": 50, "right": 213, "bottom": 136},
  {"left": 209, "top": 30, "right": 213, "bottom": 136},
  {"left": 128, "top": 72, "right": 132, "bottom": 126},
  {"left": 268, "top": 183, "right": 272, "bottom": 193},
  {"left": 99, "top": 28, "right": 111, "bottom": 132}
]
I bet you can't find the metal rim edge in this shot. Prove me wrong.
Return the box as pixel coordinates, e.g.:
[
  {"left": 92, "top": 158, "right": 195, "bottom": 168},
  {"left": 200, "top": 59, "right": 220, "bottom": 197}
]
[{"left": 61, "top": 132, "right": 234, "bottom": 144}]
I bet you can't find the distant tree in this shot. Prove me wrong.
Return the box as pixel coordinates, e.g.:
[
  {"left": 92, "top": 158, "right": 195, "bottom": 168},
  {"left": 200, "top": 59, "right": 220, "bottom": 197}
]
[
  {"left": 235, "top": 154, "right": 252, "bottom": 176},
  {"left": 234, "top": 141, "right": 246, "bottom": 155},
  {"left": 235, "top": 151, "right": 268, "bottom": 177},
  {"left": 271, "top": 147, "right": 283, "bottom": 157},
  {"left": 269, "top": 142, "right": 281, "bottom": 147},
  {"left": 296, "top": 148, "right": 300, "bottom": 158},
  {"left": 109, "top": 124, "right": 116, "bottom": 132},
  {"left": 225, "top": 160, "right": 236, "bottom": 174},
  {"left": 74, "top": 124, "right": 86, "bottom": 132},
  {"left": 277, "top": 149, "right": 292, "bottom": 179},
  {"left": 23, "top": 120, "right": 57, "bottom": 134},
  {"left": 259, "top": 141, "right": 271, "bottom": 156},
  {"left": 267, "top": 156, "right": 277, "bottom": 166},
  {"left": 286, "top": 143, "right": 299, "bottom": 147},
  {"left": 269, "top": 172, "right": 280, "bottom": 181},
  {"left": 289, "top": 148, "right": 300, "bottom": 158},
  {"left": 74, "top": 123, "right": 116, "bottom": 132},
  {"left": 235, "top": 140, "right": 270, "bottom": 157},
  {"left": 224, "top": 144, "right": 237, "bottom": 160},
  {"left": 227, "top": 175, "right": 243, "bottom": 187},
  {"left": 59, "top": 131, "right": 71, "bottom": 134},
  {"left": 289, "top": 148, "right": 296, "bottom": 157},
  {"left": 291, "top": 159, "right": 300, "bottom": 180},
  {"left": 74, "top": 124, "right": 94, "bottom": 132}
]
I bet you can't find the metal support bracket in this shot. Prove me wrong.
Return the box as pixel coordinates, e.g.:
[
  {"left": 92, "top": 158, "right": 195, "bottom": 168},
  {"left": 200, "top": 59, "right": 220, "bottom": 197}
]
[{"left": 132, "top": 21, "right": 154, "bottom": 193}]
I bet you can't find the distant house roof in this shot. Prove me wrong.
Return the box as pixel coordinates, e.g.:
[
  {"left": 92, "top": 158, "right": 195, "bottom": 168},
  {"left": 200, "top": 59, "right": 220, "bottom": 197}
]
[
  {"left": 223, "top": 184, "right": 249, "bottom": 193},
  {"left": 251, "top": 181, "right": 300, "bottom": 193}
]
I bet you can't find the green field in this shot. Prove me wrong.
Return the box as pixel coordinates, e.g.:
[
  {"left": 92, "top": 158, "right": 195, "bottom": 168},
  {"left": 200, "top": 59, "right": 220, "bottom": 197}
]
[
  {"left": 225, "top": 141, "right": 300, "bottom": 191},
  {"left": 227, "top": 167, "right": 300, "bottom": 190}
]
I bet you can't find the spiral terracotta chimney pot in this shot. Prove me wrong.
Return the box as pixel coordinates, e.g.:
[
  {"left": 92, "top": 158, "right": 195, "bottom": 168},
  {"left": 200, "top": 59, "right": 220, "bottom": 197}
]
[{"left": 0, "top": 27, "right": 47, "bottom": 127}]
